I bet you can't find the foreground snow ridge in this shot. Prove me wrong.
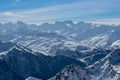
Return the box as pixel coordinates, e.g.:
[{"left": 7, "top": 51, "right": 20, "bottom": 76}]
[
  {"left": 26, "top": 77, "right": 41, "bottom": 80},
  {"left": 50, "top": 64, "right": 120, "bottom": 80},
  {"left": 28, "top": 63, "right": 120, "bottom": 80},
  {"left": 50, "top": 64, "right": 89, "bottom": 80}
]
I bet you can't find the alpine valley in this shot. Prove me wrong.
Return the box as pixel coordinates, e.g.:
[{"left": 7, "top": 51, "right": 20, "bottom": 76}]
[{"left": 0, "top": 21, "right": 120, "bottom": 80}]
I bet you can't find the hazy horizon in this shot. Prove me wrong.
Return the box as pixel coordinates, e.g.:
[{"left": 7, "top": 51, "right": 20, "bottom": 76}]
[{"left": 0, "top": 20, "right": 120, "bottom": 26}]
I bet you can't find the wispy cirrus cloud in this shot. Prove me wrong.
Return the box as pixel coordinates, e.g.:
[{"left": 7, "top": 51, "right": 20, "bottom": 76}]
[
  {"left": 2, "top": 11, "right": 24, "bottom": 17},
  {"left": 0, "top": 11, "right": 24, "bottom": 23},
  {"left": 2, "top": 12, "right": 14, "bottom": 16}
]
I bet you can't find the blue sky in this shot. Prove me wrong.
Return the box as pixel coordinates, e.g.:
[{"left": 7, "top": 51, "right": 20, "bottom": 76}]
[{"left": 0, "top": 0, "right": 120, "bottom": 25}]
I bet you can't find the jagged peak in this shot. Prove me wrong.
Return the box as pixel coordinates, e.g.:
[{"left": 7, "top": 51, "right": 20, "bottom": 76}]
[
  {"left": 0, "top": 43, "right": 37, "bottom": 61},
  {"left": 16, "top": 21, "right": 27, "bottom": 25},
  {"left": 64, "top": 20, "right": 73, "bottom": 24},
  {"left": 5, "top": 43, "right": 35, "bottom": 55},
  {"left": 54, "top": 20, "right": 74, "bottom": 25},
  {"left": 50, "top": 64, "right": 90, "bottom": 80},
  {"left": 4, "top": 22, "right": 14, "bottom": 25}
]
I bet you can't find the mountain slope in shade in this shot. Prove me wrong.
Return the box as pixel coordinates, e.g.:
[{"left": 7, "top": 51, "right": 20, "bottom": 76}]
[
  {"left": 0, "top": 59, "right": 23, "bottom": 80},
  {"left": 0, "top": 43, "right": 85, "bottom": 80},
  {"left": 82, "top": 48, "right": 111, "bottom": 65},
  {"left": 0, "top": 40, "right": 15, "bottom": 53}
]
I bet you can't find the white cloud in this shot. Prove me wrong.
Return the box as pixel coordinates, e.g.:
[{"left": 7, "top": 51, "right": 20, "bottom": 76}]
[
  {"left": 2, "top": 12, "right": 14, "bottom": 16},
  {"left": 2, "top": 12, "right": 24, "bottom": 18},
  {"left": 0, "top": 11, "right": 25, "bottom": 23},
  {"left": 2, "top": 11, "right": 24, "bottom": 17}
]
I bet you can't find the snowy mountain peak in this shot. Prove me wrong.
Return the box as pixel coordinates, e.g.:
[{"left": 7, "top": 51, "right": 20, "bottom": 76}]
[
  {"left": 16, "top": 21, "right": 27, "bottom": 25},
  {"left": 50, "top": 64, "right": 90, "bottom": 80}
]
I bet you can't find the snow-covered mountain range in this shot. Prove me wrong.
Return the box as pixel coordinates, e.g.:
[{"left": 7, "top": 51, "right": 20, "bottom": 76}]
[
  {"left": 0, "top": 21, "right": 120, "bottom": 51},
  {"left": 0, "top": 21, "right": 120, "bottom": 80}
]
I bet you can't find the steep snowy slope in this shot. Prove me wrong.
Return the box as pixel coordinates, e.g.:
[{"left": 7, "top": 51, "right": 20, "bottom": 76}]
[
  {"left": 80, "top": 34, "right": 109, "bottom": 48},
  {"left": 111, "top": 40, "right": 120, "bottom": 48},
  {"left": 87, "top": 48, "right": 120, "bottom": 80},
  {"left": 26, "top": 77, "right": 41, "bottom": 80}
]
